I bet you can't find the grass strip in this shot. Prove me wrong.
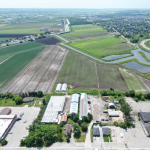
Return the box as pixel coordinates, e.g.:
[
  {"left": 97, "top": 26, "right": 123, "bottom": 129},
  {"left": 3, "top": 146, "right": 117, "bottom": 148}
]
[{"left": 138, "top": 51, "right": 150, "bottom": 62}]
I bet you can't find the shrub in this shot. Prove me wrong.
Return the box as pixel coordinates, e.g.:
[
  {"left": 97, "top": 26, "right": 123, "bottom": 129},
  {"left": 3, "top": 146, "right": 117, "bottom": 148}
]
[
  {"left": 1, "top": 139, "right": 8, "bottom": 146},
  {"left": 135, "top": 92, "right": 142, "bottom": 100},
  {"left": 125, "top": 91, "right": 129, "bottom": 97},
  {"left": 134, "top": 97, "right": 139, "bottom": 102},
  {"left": 73, "top": 115, "right": 79, "bottom": 122},
  {"left": 37, "top": 91, "right": 43, "bottom": 97},
  {"left": 15, "top": 97, "right": 23, "bottom": 105},
  {"left": 141, "top": 95, "right": 145, "bottom": 101},
  {"left": 67, "top": 114, "right": 71, "bottom": 118},
  {"left": 129, "top": 90, "right": 135, "bottom": 97},
  {"left": 113, "top": 121, "right": 118, "bottom": 126},
  {"left": 59, "top": 122, "right": 64, "bottom": 127}
]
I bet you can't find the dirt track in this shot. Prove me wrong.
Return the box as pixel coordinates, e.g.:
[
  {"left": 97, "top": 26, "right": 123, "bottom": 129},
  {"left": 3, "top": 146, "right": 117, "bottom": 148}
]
[{"left": 1, "top": 45, "right": 68, "bottom": 94}]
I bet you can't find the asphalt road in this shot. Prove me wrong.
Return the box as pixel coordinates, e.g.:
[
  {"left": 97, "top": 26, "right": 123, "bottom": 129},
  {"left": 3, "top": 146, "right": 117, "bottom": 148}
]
[{"left": 140, "top": 39, "right": 150, "bottom": 51}]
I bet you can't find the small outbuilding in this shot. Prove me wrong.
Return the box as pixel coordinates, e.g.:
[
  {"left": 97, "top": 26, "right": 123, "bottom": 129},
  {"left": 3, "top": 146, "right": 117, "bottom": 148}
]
[
  {"left": 0, "top": 108, "right": 11, "bottom": 115},
  {"left": 23, "top": 97, "right": 34, "bottom": 103},
  {"left": 102, "top": 127, "right": 109, "bottom": 136},
  {"left": 64, "top": 124, "right": 72, "bottom": 136},
  {"left": 108, "top": 111, "right": 119, "bottom": 117},
  {"left": 60, "top": 115, "right": 67, "bottom": 123},
  {"left": 109, "top": 103, "right": 115, "bottom": 109},
  {"left": 56, "top": 83, "right": 61, "bottom": 92},
  {"left": 93, "top": 127, "right": 100, "bottom": 137},
  {"left": 61, "top": 83, "right": 67, "bottom": 92}
]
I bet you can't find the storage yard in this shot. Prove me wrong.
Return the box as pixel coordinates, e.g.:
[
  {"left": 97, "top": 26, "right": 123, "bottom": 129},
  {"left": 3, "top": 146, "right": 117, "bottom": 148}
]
[{"left": 1, "top": 45, "right": 68, "bottom": 94}]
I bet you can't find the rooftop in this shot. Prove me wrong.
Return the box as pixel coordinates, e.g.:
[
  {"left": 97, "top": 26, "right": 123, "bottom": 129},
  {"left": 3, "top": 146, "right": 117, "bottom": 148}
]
[
  {"left": 0, "top": 108, "right": 11, "bottom": 115},
  {"left": 60, "top": 115, "right": 67, "bottom": 122},
  {"left": 23, "top": 97, "right": 34, "bottom": 102},
  {"left": 93, "top": 127, "right": 100, "bottom": 136},
  {"left": 140, "top": 112, "right": 150, "bottom": 123},
  {"left": 102, "top": 127, "right": 109, "bottom": 136},
  {"left": 64, "top": 124, "right": 72, "bottom": 135}
]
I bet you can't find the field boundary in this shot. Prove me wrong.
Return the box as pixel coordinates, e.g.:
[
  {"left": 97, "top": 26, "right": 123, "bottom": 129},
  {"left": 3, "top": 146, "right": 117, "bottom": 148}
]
[{"left": 95, "top": 63, "right": 99, "bottom": 88}]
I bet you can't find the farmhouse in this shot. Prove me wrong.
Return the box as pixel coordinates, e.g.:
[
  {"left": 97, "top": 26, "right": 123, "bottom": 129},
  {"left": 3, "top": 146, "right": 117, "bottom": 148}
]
[
  {"left": 70, "top": 94, "right": 79, "bottom": 114},
  {"left": 61, "top": 83, "right": 67, "bottom": 92},
  {"left": 139, "top": 112, "right": 150, "bottom": 136},
  {"left": 0, "top": 115, "right": 17, "bottom": 141},
  {"left": 23, "top": 97, "right": 34, "bottom": 103},
  {"left": 64, "top": 124, "right": 72, "bottom": 136},
  {"left": 41, "top": 96, "right": 66, "bottom": 124},
  {"left": 0, "top": 108, "right": 11, "bottom": 115},
  {"left": 79, "top": 93, "right": 88, "bottom": 120},
  {"left": 56, "top": 83, "right": 61, "bottom": 92},
  {"left": 93, "top": 127, "right": 100, "bottom": 137}
]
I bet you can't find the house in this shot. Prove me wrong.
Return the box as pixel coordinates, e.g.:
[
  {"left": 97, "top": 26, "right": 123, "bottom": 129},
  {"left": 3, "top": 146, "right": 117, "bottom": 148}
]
[
  {"left": 93, "top": 127, "right": 100, "bottom": 137},
  {"left": 60, "top": 115, "right": 67, "bottom": 123},
  {"left": 64, "top": 124, "right": 72, "bottom": 136},
  {"left": 109, "top": 103, "right": 115, "bottom": 109},
  {"left": 23, "top": 97, "right": 34, "bottom": 103},
  {"left": 102, "top": 127, "right": 109, "bottom": 136},
  {"left": 0, "top": 108, "right": 11, "bottom": 115}
]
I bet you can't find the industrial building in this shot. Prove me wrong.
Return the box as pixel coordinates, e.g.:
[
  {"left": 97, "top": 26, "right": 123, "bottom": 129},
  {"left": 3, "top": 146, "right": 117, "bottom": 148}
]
[
  {"left": 79, "top": 93, "right": 88, "bottom": 120},
  {"left": 70, "top": 94, "right": 79, "bottom": 114},
  {"left": 61, "top": 83, "right": 67, "bottom": 92},
  {"left": 41, "top": 96, "right": 66, "bottom": 123},
  {"left": 139, "top": 112, "right": 150, "bottom": 136},
  {"left": 56, "top": 83, "right": 61, "bottom": 92},
  {"left": 0, "top": 108, "right": 11, "bottom": 115},
  {"left": 93, "top": 127, "right": 100, "bottom": 137},
  {"left": 0, "top": 115, "right": 17, "bottom": 141},
  {"left": 102, "top": 127, "right": 109, "bottom": 136}
]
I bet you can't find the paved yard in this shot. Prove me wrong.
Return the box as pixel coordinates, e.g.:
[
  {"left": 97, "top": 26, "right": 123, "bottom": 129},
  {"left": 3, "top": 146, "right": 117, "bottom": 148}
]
[
  {"left": 64, "top": 95, "right": 71, "bottom": 114},
  {"left": 0, "top": 106, "right": 40, "bottom": 147}
]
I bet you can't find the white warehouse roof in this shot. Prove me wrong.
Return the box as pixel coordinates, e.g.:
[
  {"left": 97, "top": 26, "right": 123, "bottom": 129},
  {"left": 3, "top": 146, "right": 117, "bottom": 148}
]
[
  {"left": 70, "top": 94, "right": 79, "bottom": 114},
  {"left": 61, "top": 83, "right": 67, "bottom": 92},
  {"left": 79, "top": 93, "right": 88, "bottom": 120},
  {"left": 41, "top": 96, "right": 65, "bottom": 123},
  {"left": 56, "top": 83, "right": 61, "bottom": 92}
]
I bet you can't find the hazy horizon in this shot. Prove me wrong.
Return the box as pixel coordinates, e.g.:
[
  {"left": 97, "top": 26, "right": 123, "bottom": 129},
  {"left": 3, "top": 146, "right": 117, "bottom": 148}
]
[{"left": 0, "top": 0, "right": 150, "bottom": 9}]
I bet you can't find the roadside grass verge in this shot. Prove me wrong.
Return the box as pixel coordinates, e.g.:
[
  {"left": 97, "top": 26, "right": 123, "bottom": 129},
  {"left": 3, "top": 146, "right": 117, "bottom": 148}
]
[
  {"left": 138, "top": 51, "right": 150, "bottom": 62},
  {"left": 91, "top": 124, "right": 93, "bottom": 142}
]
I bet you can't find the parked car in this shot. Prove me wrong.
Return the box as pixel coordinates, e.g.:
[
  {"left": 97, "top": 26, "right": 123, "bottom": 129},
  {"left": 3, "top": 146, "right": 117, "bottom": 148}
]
[
  {"left": 105, "top": 119, "right": 109, "bottom": 121},
  {"left": 23, "top": 120, "right": 27, "bottom": 123},
  {"left": 9, "top": 132, "right": 13, "bottom": 134},
  {"left": 23, "top": 135, "right": 27, "bottom": 138},
  {"left": 96, "top": 121, "right": 99, "bottom": 123},
  {"left": 101, "top": 119, "right": 104, "bottom": 121}
]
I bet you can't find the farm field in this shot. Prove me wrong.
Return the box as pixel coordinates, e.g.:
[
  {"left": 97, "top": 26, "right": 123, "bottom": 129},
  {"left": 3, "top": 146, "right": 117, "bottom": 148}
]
[
  {"left": 1, "top": 45, "right": 68, "bottom": 94},
  {"left": 0, "top": 42, "right": 45, "bottom": 63},
  {"left": 61, "top": 24, "right": 110, "bottom": 40},
  {"left": 57, "top": 52, "right": 149, "bottom": 92},
  {"left": 68, "top": 37, "right": 133, "bottom": 59},
  {"left": 57, "top": 52, "right": 98, "bottom": 89},
  {"left": 0, "top": 21, "right": 63, "bottom": 34},
  {"left": 0, "top": 37, "right": 15, "bottom": 42},
  {"left": 120, "top": 69, "right": 148, "bottom": 92},
  {"left": 96, "top": 65, "right": 129, "bottom": 92},
  {"left": 34, "top": 37, "right": 61, "bottom": 45},
  {"left": 0, "top": 42, "right": 46, "bottom": 91}
]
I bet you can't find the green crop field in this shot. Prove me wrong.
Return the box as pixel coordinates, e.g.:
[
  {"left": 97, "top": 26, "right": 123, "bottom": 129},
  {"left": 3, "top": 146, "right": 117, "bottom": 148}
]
[
  {"left": 96, "top": 64, "right": 129, "bottom": 92},
  {"left": 57, "top": 52, "right": 98, "bottom": 88},
  {"left": 0, "top": 42, "right": 45, "bottom": 90},
  {"left": 61, "top": 24, "right": 110, "bottom": 40},
  {"left": 57, "top": 52, "right": 130, "bottom": 92},
  {"left": 0, "top": 21, "right": 58, "bottom": 34},
  {"left": 120, "top": 69, "right": 147, "bottom": 91},
  {"left": 68, "top": 37, "right": 132, "bottom": 59},
  {"left": 0, "top": 38, "right": 15, "bottom": 42}
]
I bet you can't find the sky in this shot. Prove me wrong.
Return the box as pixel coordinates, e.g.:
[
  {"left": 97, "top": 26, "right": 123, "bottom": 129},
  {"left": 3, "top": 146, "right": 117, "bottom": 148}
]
[{"left": 0, "top": 0, "right": 150, "bottom": 8}]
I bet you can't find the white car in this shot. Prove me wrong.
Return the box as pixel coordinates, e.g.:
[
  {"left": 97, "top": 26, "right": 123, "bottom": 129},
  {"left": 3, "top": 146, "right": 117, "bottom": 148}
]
[
  {"left": 23, "top": 120, "right": 27, "bottom": 123},
  {"left": 9, "top": 132, "right": 13, "bottom": 134},
  {"left": 23, "top": 135, "right": 27, "bottom": 138}
]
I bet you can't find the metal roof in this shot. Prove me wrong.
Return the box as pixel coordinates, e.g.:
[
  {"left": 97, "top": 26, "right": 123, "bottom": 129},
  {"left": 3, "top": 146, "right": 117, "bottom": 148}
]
[
  {"left": 140, "top": 112, "right": 150, "bottom": 123},
  {"left": 102, "top": 127, "right": 109, "bottom": 136},
  {"left": 109, "top": 103, "right": 115, "bottom": 106},
  {"left": 61, "top": 83, "right": 67, "bottom": 92},
  {"left": 41, "top": 96, "right": 65, "bottom": 123},
  {"left": 70, "top": 94, "right": 79, "bottom": 114},
  {"left": 79, "top": 93, "right": 88, "bottom": 120},
  {"left": 56, "top": 83, "right": 61, "bottom": 92}
]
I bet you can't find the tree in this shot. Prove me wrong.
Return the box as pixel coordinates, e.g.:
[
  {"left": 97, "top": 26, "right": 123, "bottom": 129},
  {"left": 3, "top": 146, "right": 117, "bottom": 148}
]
[
  {"left": 15, "top": 97, "right": 23, "bottom": 105},
  {"left": 59, "top": 122, "right": 64, "bottom": 127},
  {"left": 1, "top": 139, "right": 8, "bottom": 146},
  {"left": 141, "top": 95, "right": 145, "bottom": 101},
  {"left": 20, "top": 139, "right": 25, "bottom": 146},
  {"left": 134, "top": 97, "right": 139, "bottom": 102},
  {"left": 71, "top": 113, "right": 75, "bottom": 120},
  {"left": 81, "top": 122, "right": 87, "bottom": 132},
  {"left": 125, "top": 91, "right": 129, "bottom": 97},
  {"left": 37, "top": 91, "right": 43, "bottom": 97},
  {"left": 135, "top": 92, "right": 142, "bottom": 100},
  {"left": 73, "top": 115, "right": 79, "bottom": 122},
  {"left": 82, "top": 116, "right": 88, "bottom": 123},
  {"left": 110, "top": 87, "right": 114, "bottom": 91},
  {"left": 129, "top": 90, "right": 135, "bottom": 97},
  {"left": 43, "top": 99, "right": 46, "bottom": 105},
  {"left": 120, "top": 102, "right": 132, "bottom": 116},
  {"left": 72, "top": 123, "right": 80, "bottom": 136}
]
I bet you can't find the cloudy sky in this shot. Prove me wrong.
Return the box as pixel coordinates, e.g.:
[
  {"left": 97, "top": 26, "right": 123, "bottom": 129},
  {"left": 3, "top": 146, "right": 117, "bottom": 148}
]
[{"left": 0, "top": 0, "right": 150, "bottom": 8}]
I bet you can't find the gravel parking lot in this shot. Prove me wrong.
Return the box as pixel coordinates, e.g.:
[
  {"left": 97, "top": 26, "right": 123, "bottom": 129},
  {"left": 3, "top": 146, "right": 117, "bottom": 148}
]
[
  {"left": 90, "top": 96, "right": 108, "bottom": 122},
  {"left": 0, "top": 106, "right": 40, "bottom": 147}
]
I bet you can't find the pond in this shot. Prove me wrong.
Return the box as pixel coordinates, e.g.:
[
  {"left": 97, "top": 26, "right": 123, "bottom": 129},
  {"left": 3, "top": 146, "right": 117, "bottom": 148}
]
[
  {"left": 103, "top": 54, "right": 131, "bottom": 60},
  {"left": 124, "top": 61, "right": 150, "bottom": 73}
]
